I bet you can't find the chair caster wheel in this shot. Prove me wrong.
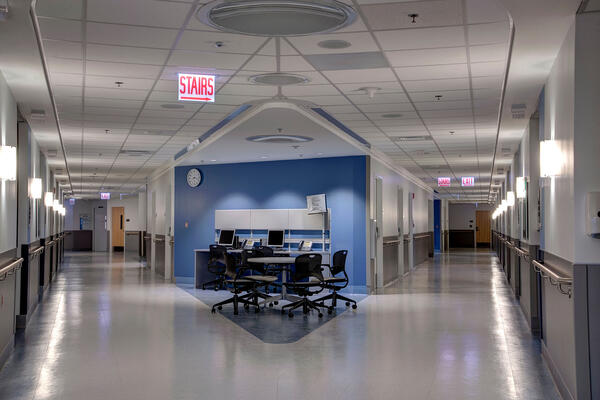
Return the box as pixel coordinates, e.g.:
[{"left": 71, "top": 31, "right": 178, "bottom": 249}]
[
  {"left": 345, "top": 301, "right": 350, "bottom": 307},
  {"left": 318, "top": 313, "right": 323, "bottom": 318},
  {"left": 269, "top": 303, "right": 274, "bottom": 307},
  {"left": 217, "top": 306, "right": 222, "bottom": 310},
  {"left": 243, "top": 304, "right": 249, "bottom": 310},
  {"left": 274, "top": 301, "right": 279, "bottom": 305},
  {"left": 352, "top": 304, "right": 357, "bottom": 310},
  {"left": 281, "top": 309, "right": 286, "bottom": 315},
  {"left": 211, "top": 309, "right": 216, "bottom": 314},
  {"left": 288, "top": 312, "right": 294, "bottom": 318},
  {"left": 202, "top": 286, "right": 206, "bottom": 290},
  {"left": 327, "top": 308, "right": 333, "bottom": 314},
  {"left": 214, "top": 288, "right": 218, "bottom": 291},
  {"left": 255, "top": 307, "right": 260, "bottom": 313}
]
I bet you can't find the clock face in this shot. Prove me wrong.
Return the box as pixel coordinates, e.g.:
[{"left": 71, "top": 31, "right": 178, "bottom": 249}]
[{"left": 186, "top": 168, "right": 202, "bottom": 187}]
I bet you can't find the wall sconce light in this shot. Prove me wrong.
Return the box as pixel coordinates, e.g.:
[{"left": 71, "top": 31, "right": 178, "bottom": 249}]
[
  {"left": 59, "top": 206, "right": 65, "bottom": 216},
  {"left": 44, "top": 192, "right": 54, "bottom": 207},
  {"left": 540, "top": 140, "right": 561, "bottom": 177},
  {"left": 29, "top": 178, "right": 42, "bottom": 199},
  {"left": 501, "top": 199, "right": 508, "bottom": 212},
  {"left": 0, "top": 146, "right": 17, "bottom": 181},
  {"left": 507, "top": 191, "right": 515, "bottom": 207},
  {"left": 516, "top": 177, "right": 526, "bottom": 199},
  {"left": 53, "top": 199, "right": 60, "bottom": 211}
]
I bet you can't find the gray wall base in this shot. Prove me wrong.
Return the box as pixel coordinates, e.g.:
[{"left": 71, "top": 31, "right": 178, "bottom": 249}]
[{"left": 542, "top": 341, "right": 575, "bottom": 400}]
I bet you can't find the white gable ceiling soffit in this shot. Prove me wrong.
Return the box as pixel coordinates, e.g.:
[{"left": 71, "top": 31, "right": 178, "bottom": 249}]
[{"left": 6, "top": 0, "right": 580, "bottom": 201}]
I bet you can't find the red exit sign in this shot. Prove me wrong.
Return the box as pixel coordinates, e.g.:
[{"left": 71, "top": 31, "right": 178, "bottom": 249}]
[
  {"left": 437, "top": 177, "right": 451, "bottom": 187},
  {"left": 178, "top": 73, "right": 215, "bottom": 102},
  {"left": 461, "top": 176, "right": 475, "bottom": 187}
]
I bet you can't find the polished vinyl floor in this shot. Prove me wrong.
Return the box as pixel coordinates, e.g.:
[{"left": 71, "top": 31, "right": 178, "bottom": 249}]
[{"left": 0, "top": 251, "right": 560, "bottom": 400}]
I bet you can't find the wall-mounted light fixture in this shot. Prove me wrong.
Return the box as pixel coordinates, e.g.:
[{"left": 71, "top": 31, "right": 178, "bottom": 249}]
[
  {"left": 516, "top": 177, "right": 526, "bottom": 199},
  {"left": 44, "top": 192, "right": 54, "bottom": 207},
  {"left": 540, "top": 140, "right": 561, "bottom": 177},
  {"left": 53, "top": 199, "right": 60, "bottom": 211},
  {"left": 0, "top": 146, "right": 17, "bottom": 181},
  {"left": 507, "top": 191, "right": 515, "bottom": 207},
  {"left": 501, "top": 199, "right": 508, "bottom": 213},
  {"left": 29, "top": 178, "right": 42, "bottom": 199}
]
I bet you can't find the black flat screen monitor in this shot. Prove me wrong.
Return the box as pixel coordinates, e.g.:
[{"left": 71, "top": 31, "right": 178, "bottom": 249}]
[
  {"left": 218, "top": 229, "right": 235, "bottom": 246},
  {"left": 267, "top": 230, "right": 285, "bottom": 248}
]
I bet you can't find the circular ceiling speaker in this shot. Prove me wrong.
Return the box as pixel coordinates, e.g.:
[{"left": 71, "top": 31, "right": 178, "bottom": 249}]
[
  {"left": 318, "top": 39, "right": 351, "bottom": 49},
  {"left": 197, "top": 0, "right": 357, "bottom": 36},
  {"left": 247, "top": 135, "right": 313, "bottom": 143},
  {"left": 249, "top": 73, "right": 310, "bottom": 86}
]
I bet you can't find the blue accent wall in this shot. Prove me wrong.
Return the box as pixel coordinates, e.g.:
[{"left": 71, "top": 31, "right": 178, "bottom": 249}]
[{"left": 174, "top": 156, "right": 367, "bottom": 291}]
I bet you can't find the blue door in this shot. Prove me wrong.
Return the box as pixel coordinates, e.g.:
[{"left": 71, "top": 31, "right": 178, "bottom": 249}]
[{"left": 434, "top": 199, "right": 441, "bottom": 252}]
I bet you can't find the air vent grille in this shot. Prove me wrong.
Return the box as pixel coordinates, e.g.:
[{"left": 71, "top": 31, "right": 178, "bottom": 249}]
[
  {"left": 392, "top": 135, "right": 432, "bottom": 142},
  {"left": 120, "top": 150, "right": 153, "bottom": 157}
]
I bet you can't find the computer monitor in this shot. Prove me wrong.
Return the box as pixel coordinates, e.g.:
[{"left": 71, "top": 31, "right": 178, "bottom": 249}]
[
  {"left": 218, "top": 229, "right": 235, "bottom": 246},
  {"left": 267, "top": 230, "right": 285, "bottom": 248}
]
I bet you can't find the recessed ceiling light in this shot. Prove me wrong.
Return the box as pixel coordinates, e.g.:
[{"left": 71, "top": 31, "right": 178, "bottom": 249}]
[
  {"left": 197, "top": 0, "right": 357, "bottom": 36},
  {"left": 381, "top": 113, "right": 403, "bottom": 119},
  {"left": 318, "top": 39, "right": 351, "bottom": 49},
  {"left": 247, "top": 135, "right": 313, "bottom": 144},
  {"left": 249, "top": 73, "right": 310, "bottom": 86},
  {"left": 161, "top": 103, "right": 185, "bottom": 109}
]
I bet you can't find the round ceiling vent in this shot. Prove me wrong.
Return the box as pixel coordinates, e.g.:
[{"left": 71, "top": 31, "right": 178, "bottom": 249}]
[
  {"left": 247, "top": 135, "right": 313, "bottom": 143},
  {"left": 196, "top": 0, "right": 357, "bottom": 36},
  {"left": 249, "top": 73, "right": 310, "bottom": 86},
  {"left": 317, "top": 39, "right": 351, "bottom": 49}
]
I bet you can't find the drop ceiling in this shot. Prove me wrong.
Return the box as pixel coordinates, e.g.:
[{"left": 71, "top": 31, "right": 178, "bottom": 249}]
[{"left": 24, "top": 0, "right": 579, "bottom": 200}]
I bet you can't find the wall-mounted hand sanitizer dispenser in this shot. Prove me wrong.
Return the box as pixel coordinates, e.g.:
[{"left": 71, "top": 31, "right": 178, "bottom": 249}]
[{"left": 586, "top": 192, "right": 600, "bottom": 238}]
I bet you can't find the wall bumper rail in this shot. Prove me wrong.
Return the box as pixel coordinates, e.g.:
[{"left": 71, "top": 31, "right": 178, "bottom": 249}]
[{"left": 0, "top": 258, "right": 24, "bottom": 281}]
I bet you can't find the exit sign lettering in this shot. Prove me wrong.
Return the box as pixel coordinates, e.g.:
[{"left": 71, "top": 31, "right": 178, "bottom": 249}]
[
  {"left": 438, "top": 177, "right": 451, "bottom": 187},
  {"left": 178, "top": 73, "right": 215, "bottom": 102},
  {"left": 461, "top": 176, "right": 475, "bottom": 187}
]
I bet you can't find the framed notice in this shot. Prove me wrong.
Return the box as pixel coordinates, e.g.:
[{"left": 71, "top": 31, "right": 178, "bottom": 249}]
[{"left": 307, "top": 194, "right": 327, "bottom": 214}]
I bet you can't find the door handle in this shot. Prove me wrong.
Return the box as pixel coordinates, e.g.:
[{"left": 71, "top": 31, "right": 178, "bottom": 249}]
[{"left": 120, "top": 215, "right": 123, "bottom": 230}]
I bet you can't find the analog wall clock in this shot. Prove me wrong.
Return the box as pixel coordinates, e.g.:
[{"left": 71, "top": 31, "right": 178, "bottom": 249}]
[{"left": 186, "top": 168, "right": 202, "bottom": 188}]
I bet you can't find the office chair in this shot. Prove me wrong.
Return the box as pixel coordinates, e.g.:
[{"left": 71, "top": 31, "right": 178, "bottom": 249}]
[
  {"left": 239, "top": 249, "right": 279, "bottom": 307},
  {"left": 211, "top": 252, "right": 259, "bottom": 315},
  {"left": 281, "top": 254, "right": 329, "bottom": 318},
  {"left": 255, "top": 245, "right": 273, "bottom": 257},
  {"left": 314, "top": 250, "right": 357, "bottom": 310},
  {"left": 202, "top": 245, "right": 227, "bottom": 290}
]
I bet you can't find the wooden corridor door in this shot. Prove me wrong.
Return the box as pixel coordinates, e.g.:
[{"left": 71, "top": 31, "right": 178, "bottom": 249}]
[
  {"left": 111, "top": 207, "right": 125, "bottom": 250},
  {"left": 476, "top": 210, "right": 491, "bottom": 247}
]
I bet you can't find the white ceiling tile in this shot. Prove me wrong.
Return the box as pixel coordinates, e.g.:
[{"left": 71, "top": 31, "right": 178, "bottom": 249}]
[
  {"left": 51, "top": 73, "right": 84, "bottom": 86},
  {"left": 177, "top": 31, "right": 268, "bottom": 54},
  {"left": 464, "top": 0, "right": 509, "bottom": 24},
  {"left": 87, "top": 22, "right": 177, "bottom": 48},
  {"left": 86, "top": 60, "right": 162, "bottom": 79},
  {"left": 280, "top": 56, "right": 315, "bottom": 72},
  {"left": 168, "top": 51, "right": 249, "bottom": 70},
  {"left": 47, "top": 57, "right": 83, "bottom": 74},
  {"left": 87, "top": 0, "right": 189, "bottom": 28},
  {"left": 362, "top": 0, "right": 462, "bottom": 30},
  {"left": 322, "top": 68, "right": 396, "bottom": 83},
  {"left": 386, "top": 47, "right": 467, "bottom": 67},
  {"left": 470, "top": 61, "right": 505, "bottom": 77},
  {"left": 403, "top": 78, "right": 469, "bottom": 92},
  {"left": 467, "top": 22, "right": 510, "bottom": 45},
  {"left": 38, "top": 17, "right": 82, "bottom": 41},
  {"left": 86, "top": 44, "right": 169, "bottom": 65},
  {"left": 287, "top": 32, "right": 378, "bottom": 55},
  {"left": 85, "top": 75, "right": 155, "bottom": 90},
  {"left": 375, "top": 26, "right": 466, "bottom": 51},
  {"left": 469, "top": 43, "right": 507, "bottom": 63},
  {"left": 395, "top": 63, "right": 469, "bottom": 80},
  {"left": 282, "top": 84, "right": 340, "bottom": 97},
  {"left": 43, "top": 40, "right": 83, "bottom": 59}
]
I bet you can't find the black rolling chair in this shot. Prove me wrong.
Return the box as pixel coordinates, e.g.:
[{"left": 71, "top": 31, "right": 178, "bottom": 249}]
[
  {"left": 255, "top": 245, "right": 273, "bottom": 257},
  {"left": 281, "top": 254, "right": 329, "bottom": 318},
  {"left": 314, "top": 250, "right": 357, "bottom": 310},
  {"left": 239, "top": 249, "right": 279, "bottom": 307},
  {"left": 202, "top": 245, "right": 227, "bottom": 290},
  {"left": 211, "top": 252, "right": 259, "bottom": 315}
]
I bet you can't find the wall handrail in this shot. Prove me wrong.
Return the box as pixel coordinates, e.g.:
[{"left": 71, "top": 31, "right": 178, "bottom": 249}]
[
  {"left": 0, "top": 258, "right": 24, "bottom": 281},
  {"left": 29, "top": 246, "right": 44, "bottom": 259},
  {"left": 531, "top": 259, "right": 572, "bottom": 298}
]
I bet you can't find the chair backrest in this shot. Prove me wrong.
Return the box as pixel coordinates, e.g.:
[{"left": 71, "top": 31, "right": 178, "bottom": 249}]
[
  {"left": 240, "top": 249, "right": 264, "bottom": 274},
  {"left": 223, "top": 252, "right": 238, "bottom": 279},
  {"left": 208, "top": 244, "right": 227, "bottom": 266},
  {"left": 330, "top": 250, "right": 348, "bottom": 276},
  {"left": 255, "top": 246, "right": 273, "bottom": 257},
  {"left": 292, "top": 253, "right": 323, "bottom": 282}
]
